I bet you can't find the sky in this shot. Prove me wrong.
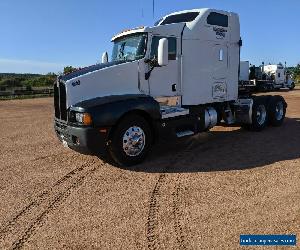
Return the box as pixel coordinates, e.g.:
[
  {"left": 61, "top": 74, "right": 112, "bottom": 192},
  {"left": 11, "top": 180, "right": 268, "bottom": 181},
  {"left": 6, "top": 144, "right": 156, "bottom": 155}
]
[{"left": 1, "top": 0, "right": 299, "bottom": 74}]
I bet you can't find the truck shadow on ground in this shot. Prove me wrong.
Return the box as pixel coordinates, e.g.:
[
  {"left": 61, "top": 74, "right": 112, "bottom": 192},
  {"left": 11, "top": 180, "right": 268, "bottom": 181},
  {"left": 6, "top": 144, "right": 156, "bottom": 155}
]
[{"left": 122, "top": 117, "right": 300, "bottom": 173}]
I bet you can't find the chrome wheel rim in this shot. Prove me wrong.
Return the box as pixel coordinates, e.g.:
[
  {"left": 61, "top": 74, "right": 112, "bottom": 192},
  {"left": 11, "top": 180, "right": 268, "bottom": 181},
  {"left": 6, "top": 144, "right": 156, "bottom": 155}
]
[
  {"left": 256, "top": 105, "right": 267, "bottom": 126},
  {"left": 275, "top": 102, "right": 284, "bottom": 121},
  {"left": 123, "top": 126, "right": 145, "bottom": 157}
]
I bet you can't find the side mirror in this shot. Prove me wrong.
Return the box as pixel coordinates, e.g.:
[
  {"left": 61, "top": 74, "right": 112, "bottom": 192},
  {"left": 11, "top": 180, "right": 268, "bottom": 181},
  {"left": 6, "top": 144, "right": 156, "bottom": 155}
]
[
  {"left": 102, "top": 52, "right": 108, "bottom": 64},
  {"left": 157, "top": 38, "right": 168, "bottom": 66}
]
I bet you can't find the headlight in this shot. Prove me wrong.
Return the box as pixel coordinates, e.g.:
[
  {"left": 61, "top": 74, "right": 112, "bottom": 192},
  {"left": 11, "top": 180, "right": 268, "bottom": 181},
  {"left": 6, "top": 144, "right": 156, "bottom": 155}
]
[{"left": 75, "top": 112, "right": 92, "bottom": 125}]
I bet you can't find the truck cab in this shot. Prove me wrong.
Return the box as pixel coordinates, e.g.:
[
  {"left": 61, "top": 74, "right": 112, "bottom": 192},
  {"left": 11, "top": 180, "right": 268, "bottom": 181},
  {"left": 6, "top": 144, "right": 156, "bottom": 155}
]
[
  {"left": 263, "top": 64, "right": 295, "bottom": 90},
  {"left": 54, "top": 8, "right": 287, "bottom": 166}
]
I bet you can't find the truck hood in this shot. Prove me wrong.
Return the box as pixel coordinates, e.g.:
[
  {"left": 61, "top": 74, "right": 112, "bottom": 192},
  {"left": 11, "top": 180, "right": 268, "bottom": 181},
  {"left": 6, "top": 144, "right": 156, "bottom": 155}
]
[
  {"left": 60, "top": 61, "right": 124, "bottom": 82},
  {"left": 62, "top": 60, "right": 141, "bottom": 109}
]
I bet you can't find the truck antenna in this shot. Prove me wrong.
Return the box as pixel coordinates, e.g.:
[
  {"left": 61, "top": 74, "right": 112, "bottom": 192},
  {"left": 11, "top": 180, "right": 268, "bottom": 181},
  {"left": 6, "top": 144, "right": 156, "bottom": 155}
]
[
  {"left": 140, "top": 0, "right": 144, "bottom": 18},
  {"left": 152, "top": 0, "right": 155, "bottom": 19}
]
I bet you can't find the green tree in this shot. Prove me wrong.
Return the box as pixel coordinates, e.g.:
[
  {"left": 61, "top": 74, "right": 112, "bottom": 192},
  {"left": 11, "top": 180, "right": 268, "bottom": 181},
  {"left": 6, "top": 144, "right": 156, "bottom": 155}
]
[
  {"left": 294, "top": 65, "right": 300, "bottom": 84},
  {"left": 294, "top": 64, "right": 300, "bottom": 76},
  {"left": 63, "top": 66, "right": 77, "bottom": 75}
]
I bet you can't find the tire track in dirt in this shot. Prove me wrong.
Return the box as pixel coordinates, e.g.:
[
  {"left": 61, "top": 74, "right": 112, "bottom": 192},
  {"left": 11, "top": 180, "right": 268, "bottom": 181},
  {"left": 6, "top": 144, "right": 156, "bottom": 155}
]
[
  {"left": 172, "top": 176, "right": 186, "bottom": 250},
  {"left": 146, "top": 173, "right": 167, "bottom": 250},
  {"left": 32, "top": 152, "right": 71, "bottom": 161},
  {"left": 170, "top": 139, "right": 204, "bottom": 250},
  {"left": 0, "top": 160, "right": 92, "bottom": 236},
  {"left": 0, "top": 152, "right": 73, "bottom": 172},
  {"left": 146, "top": 137, "right": 203, "bottom": 250},
  {"left": 0, "top": 157, "right": 106, "bottom": 250}
]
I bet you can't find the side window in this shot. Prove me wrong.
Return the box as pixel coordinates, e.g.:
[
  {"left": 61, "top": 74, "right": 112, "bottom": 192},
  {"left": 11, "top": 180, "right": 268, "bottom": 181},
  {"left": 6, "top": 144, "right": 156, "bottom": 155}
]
[
  {"left": 150, "top": 36, "right": 177, "bottom": 60},
  {"left": 207, "top": 12, "right": 228, "bottom": 27},
  {"left": 160, "top": 12, "right": 199, "bottom": 26},
  {"left": 168, "top": 38, "right": 177, "bottom": 60}
]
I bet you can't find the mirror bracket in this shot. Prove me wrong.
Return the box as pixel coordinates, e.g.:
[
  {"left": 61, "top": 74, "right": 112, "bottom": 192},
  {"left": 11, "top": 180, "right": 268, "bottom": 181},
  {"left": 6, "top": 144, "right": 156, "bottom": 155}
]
[
  {"left": 145, "top": 66, "right": 155, "bottom": 80},
  {"left": 144, "top": 58, "right": 159, "bottom": 80}
]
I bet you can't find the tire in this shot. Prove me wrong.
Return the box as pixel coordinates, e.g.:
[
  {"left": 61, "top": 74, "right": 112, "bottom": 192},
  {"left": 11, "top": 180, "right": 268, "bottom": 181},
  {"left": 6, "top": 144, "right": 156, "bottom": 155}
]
[
  {"left": 268, "top": 96, "right": 286, "bottom": 127},
  {"left": 289, "top": 82, "right": 295, "bottom": 90},
  {"left": 108, "top": 114, "right": 152, "bottom": 166},
  {"left": 248, "top": 97, "right": 268, "bottom": 131}
]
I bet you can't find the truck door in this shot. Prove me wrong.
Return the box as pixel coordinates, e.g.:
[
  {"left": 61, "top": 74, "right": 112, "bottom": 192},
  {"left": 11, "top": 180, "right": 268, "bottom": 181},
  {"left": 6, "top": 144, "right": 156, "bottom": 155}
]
[
  {"left": 148, "top": 36, "right": 179, "bottom": 97},
  {"left": 275, "top": 69, "right": 285, "bottom": 85}
]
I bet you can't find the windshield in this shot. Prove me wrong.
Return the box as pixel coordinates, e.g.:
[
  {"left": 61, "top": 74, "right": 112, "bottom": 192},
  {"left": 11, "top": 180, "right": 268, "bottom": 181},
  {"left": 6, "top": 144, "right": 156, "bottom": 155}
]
[{"left": 111, "top": 33, "right": 147, "bottom": 62}]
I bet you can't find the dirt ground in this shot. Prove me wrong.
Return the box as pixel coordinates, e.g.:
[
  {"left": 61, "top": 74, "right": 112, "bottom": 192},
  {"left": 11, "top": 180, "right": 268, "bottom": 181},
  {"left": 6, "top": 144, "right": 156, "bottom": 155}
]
[{"left": 0, "top": 89, "right": 299, "bottom": 250}]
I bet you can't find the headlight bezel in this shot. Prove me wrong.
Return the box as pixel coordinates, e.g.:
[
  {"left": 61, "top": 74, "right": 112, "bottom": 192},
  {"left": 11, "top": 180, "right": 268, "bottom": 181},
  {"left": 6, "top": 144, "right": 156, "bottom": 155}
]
[{"left": 69, "top": 111, "right": 93, "bottom": 126}]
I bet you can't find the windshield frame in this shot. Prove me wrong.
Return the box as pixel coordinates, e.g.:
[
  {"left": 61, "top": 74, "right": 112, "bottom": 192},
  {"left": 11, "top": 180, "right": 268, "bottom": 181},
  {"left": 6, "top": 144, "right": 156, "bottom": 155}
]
[{"left": 111, "top": 32, "right": 148, "bottom": 63}]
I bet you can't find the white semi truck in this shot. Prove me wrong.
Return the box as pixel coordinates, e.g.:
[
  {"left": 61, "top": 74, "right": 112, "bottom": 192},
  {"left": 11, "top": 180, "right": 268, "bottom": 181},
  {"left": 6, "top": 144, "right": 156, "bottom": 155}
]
[
  {"left": 263, "top": 64, "right": 295, "bottom": 90},
  {"left": 54, "top": 8, "right": 287, "bottom": 166},
  {"left": 239, "top": 61, "right": 295, "bottom": 91}
]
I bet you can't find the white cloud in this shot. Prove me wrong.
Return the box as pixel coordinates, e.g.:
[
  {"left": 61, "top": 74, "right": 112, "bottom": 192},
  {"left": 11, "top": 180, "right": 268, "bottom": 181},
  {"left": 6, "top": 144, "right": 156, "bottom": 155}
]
[{"left": 0, "top": 58, "right": 66, "bottom": 74}]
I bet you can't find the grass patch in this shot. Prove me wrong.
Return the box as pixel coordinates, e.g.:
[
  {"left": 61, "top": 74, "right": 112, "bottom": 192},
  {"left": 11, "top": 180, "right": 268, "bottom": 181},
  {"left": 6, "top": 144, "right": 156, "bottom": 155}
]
[{"left": 0, "top": 94, "right": 53, "bottom": 101}]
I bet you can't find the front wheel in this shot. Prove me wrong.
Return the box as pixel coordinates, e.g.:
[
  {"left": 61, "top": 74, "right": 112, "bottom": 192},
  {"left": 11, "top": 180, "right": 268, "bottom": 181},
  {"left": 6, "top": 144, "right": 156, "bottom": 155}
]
[{"left": 108, "top": 114, "right": 152, "bottom": 166}]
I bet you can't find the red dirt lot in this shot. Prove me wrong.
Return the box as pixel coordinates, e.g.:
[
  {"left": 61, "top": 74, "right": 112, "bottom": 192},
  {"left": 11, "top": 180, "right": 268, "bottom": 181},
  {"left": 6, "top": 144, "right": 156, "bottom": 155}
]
[{"left": 0, "top": 89, "right": 299, "bottom": 250}]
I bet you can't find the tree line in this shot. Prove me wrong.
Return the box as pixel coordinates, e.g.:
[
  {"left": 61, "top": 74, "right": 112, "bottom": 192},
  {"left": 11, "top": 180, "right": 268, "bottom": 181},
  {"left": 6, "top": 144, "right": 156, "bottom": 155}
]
[
  {"left": 291, "top": 64, "right": 300, "bottom": 83},
  {"left": 0, "top": 67, "right": 76, "bottom": 90},
  {"left": 0, "top": 73, "right": 57, "bottom": 90}
]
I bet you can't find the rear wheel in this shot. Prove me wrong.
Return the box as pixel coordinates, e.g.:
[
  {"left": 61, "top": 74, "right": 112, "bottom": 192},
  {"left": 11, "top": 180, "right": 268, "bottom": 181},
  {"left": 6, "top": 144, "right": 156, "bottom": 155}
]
[
  {"left": 248, "top": 97, "right": 268, "bottom": 131},
  {"left": 108, "top": 114, "right": 152, "bottom": 166},
  {"left": 268, "top": 96, "right": 286, "bottom": 126},
  {"left": 289, "top": 82, "right": 295, "bottom": 90}
]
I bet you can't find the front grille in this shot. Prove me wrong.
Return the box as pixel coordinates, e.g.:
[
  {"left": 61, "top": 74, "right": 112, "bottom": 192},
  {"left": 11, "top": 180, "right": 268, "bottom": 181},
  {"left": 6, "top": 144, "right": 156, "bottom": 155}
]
[
  {"left": 54, "top": 82, "right": 60, "bottom": 118},
  {"left": 59, "top": 81, "right": 67, "bottom": 120},
  {"left": 54, "top": 80, "right": 67, "bottom": 120}
]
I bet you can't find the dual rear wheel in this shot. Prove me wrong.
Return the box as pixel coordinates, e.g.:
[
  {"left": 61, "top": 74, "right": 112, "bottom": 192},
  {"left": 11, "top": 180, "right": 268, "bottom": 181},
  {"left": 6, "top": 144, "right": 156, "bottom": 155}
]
[{"left": 247, "top": 96, "right": 286, "bottom": 131}]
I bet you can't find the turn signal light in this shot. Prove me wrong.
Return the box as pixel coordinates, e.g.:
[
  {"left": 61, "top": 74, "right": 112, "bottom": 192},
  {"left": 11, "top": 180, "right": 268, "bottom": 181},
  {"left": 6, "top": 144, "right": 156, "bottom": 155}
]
[
  {"left": 75, "top": 112, "right": 92, "bottom": 125},
  {"left": 82, "top": 113, "right": 92, "bottom": 125}
]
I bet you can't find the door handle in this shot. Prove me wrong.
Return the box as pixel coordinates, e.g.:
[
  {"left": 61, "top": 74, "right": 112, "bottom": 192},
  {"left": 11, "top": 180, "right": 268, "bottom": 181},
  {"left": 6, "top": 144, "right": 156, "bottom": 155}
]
[{"left": 172, "top": 84, "right": 177, "bottom": 92}]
